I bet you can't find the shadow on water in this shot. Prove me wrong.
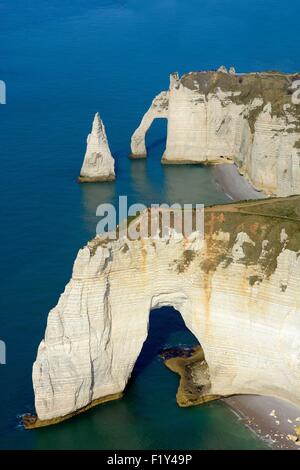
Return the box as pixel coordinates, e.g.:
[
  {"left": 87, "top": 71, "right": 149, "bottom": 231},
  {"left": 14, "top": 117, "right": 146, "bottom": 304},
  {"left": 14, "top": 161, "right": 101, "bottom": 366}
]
[
  {"left": 128, "top": 119, "right": 168, "bottom": 203},
  {"left": 147, "top": 136, "right": 167, "bottom": 153},
  {"left": 79, "top": 180, "right": 117, "bottom": 235},
  {"left": 130, "top": 307, "right": 199, "bottom": 380},
  {"left": 145, "top": 118, "right": 167, "bottom": 156}
]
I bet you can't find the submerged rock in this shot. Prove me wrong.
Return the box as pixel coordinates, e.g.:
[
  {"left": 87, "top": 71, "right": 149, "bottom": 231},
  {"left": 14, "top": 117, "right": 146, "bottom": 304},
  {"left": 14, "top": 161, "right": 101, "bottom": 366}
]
[{"left": 78, "top": 112, "right": 115, "bottom": 182}]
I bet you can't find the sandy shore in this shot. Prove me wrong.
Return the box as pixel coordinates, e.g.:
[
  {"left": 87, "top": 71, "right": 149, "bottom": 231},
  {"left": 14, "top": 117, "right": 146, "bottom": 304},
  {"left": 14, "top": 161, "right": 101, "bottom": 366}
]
[
  {"left": 211, "top": 163, "right": 300, "bottom": 449},
  {"left": 224, "top": 396, "right": 300, "bottom": 449},
  {"left": 163, "top": 346, "right": 300, "bottom": 450},
  {"left": 212, "top": 163, "right": 265, "bottom": 201}
]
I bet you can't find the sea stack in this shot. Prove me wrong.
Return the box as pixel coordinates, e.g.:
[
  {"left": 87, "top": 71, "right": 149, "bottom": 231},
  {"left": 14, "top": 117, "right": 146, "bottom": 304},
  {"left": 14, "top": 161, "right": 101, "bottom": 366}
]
[{"left": 78, "top": 112, "right": 115, "bottom": 182}]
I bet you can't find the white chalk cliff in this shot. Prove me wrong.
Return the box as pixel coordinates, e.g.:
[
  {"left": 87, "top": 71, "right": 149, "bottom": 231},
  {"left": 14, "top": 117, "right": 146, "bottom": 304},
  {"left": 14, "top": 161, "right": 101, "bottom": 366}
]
[
  {"left": 31, "top": 198, "right": 300, "bottom": 424},
  {"left": 131, "top": 69, "right": 300, "bottom": 196},
  {"left": 79, "top": 112, "right": 115, "bottom": 182}
]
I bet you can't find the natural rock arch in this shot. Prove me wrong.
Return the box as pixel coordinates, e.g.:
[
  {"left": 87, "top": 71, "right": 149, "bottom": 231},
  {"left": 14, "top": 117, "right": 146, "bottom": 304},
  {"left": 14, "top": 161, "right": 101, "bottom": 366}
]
[
  {"left": 130, "top": 91, "right": 169, "bottom": 158},
  {"left": 132, "top": 305, "right": 211, "bottom": 409},
  {"left": 27, "top": 199, "right": 300, "bottom": 427},
  {"left": 133, "top": 305, "right": 199, "bottom": 374}
]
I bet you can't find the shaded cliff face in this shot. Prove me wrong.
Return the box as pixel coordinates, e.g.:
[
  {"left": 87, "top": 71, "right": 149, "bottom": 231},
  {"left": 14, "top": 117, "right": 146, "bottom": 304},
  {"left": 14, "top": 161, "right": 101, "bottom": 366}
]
[
  {"left": 131, "top": 70, "right": 300, "bottom": 196},
  {"left": 32, "top": 197, "right": 300, "bottom": 423}
]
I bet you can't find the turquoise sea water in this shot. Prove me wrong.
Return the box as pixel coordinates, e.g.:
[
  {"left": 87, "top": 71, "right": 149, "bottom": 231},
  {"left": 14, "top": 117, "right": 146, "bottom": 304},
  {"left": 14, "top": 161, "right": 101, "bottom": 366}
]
[{"left": 0, "top": 0, "right": 299, "bottom": 450}]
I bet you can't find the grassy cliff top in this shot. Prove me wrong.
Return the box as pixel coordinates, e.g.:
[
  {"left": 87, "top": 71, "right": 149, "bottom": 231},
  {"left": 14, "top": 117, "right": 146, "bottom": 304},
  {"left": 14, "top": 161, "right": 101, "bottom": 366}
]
[
  {"left": 89, "top": 196, "right": 300, "bottom": 280},
  {"left": 202, "top": 196, "right": 300, "bottom": 277},
  {"left": 207, "top": 195, "right": 300, "bottom": 220},
  {"left": 180, "top": 70, "right": 300, "bottom": 121}
]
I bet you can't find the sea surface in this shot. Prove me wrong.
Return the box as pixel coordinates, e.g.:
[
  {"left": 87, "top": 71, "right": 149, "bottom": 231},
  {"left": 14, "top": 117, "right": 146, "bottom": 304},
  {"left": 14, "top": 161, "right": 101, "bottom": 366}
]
[{"left": 0, "top": 0, "right": 299, "bottom": 450}]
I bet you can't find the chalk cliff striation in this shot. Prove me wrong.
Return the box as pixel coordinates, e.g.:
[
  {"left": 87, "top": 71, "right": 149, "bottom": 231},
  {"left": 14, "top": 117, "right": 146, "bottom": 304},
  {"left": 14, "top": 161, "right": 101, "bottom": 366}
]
[
  {"left": 25, "top": 197, "right": 300, "bottom": 427},
  {"left": 131, "top": 69, "right": 300, "bottom": 196},
  {"left": 78, "top": 112, "right": 115, "bottom": 183}
]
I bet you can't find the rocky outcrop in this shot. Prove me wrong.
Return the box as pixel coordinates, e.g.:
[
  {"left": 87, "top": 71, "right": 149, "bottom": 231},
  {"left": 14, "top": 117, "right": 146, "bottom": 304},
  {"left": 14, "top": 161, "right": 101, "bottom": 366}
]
[
  {"left": 131, "top": 69, "right": 300, "bottom": 196},
  {"left": 161, "top": 346, "right": 220, "bottom": 407},
  {"left": 28, "top": 197, "right": 300, "bottom": 426},
  {"left": 78, "top": 113, "right": 115, "bottom": 182}
]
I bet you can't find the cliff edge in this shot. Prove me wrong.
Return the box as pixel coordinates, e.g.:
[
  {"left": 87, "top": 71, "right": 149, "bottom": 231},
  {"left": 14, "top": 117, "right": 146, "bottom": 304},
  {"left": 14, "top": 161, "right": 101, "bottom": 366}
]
[
  {"left": 26, "top": 196, "right": 300, "bottom": 426},
  {"left": 131, "top": 69, "right": 300, "bottom": 196}
]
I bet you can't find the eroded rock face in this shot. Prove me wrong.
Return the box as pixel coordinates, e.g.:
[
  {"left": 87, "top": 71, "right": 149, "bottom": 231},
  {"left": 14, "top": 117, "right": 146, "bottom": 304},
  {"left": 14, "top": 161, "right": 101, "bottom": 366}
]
[
  {"left": 131, "top": 69, "right": 300, "bottom": 196},
  {"left": 79, "top": 112, "right": 115, "bottom": 182},
  {"left": 33, "top": 198, "right": 300, "bottom": 422}
]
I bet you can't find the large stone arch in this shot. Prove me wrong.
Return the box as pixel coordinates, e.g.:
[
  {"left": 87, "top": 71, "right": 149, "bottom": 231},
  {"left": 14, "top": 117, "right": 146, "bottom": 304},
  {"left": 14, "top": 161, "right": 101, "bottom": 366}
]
[
  {"left": 130, "top": 91, "right": 169, "bottom": 158},
  {"left": 116, "top": 292, "right": 202, "bottom": 392},
  {"left": 27, "top": 199, "right": 300, "bottom": 427}
]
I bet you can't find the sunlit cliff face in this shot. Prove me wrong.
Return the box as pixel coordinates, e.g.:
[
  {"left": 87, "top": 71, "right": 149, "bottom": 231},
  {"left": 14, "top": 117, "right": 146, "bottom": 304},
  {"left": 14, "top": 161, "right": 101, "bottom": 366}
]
[
  {"left": 31, "top": 197, "right": 300, "bottom": 424},
  {"left": 131, "top": 70, "right": 300, "bottom": 196}
]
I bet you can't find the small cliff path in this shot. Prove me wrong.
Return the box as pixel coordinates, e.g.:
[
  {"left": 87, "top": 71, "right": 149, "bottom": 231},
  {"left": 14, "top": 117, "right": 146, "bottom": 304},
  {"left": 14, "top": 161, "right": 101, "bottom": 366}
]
[{"left": 206, "top": 196, "right": 300, "bottom": 222}]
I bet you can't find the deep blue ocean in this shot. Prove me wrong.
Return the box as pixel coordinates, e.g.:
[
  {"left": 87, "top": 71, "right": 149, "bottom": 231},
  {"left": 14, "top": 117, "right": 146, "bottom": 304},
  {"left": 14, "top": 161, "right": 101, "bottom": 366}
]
[{"left": 0, "top": 0, "right": 299, "bottom": 450}]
